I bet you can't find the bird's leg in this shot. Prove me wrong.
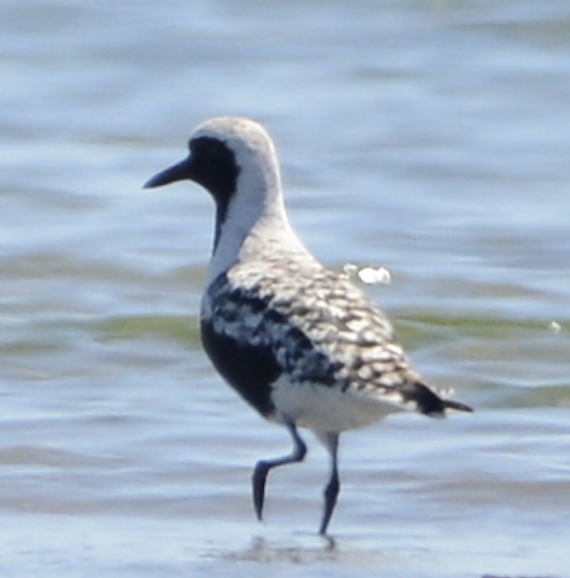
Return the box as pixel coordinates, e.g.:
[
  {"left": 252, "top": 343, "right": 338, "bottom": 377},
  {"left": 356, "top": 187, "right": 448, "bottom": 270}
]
[
  {"left": 252, "top": 419, "right": 307, "bottom": 522},
  {"left": 316, "top": 432, "right": 340, "bottom": 536}
]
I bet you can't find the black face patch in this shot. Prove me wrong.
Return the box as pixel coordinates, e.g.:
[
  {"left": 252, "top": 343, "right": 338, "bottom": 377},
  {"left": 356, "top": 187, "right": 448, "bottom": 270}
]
[
  {"left": 189, "top": 136, "right": 240, "bottom": 205},
  {"left": 188, "top": 136, "right": 240, "bottom": 250}
]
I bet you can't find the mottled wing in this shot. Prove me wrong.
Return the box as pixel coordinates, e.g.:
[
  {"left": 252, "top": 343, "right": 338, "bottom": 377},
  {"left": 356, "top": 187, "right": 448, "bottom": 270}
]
[{"left": 200, "top": 261, "right": 468, "bottom": 418}]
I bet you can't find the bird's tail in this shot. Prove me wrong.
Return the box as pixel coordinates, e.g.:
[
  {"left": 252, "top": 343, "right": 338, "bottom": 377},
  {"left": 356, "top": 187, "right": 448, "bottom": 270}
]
[
  {"left": 441, "top": 397, "right": 474, "bottom": 414},
  {"left": 400, "top": 382, "right": 473, "bottom": 417}
]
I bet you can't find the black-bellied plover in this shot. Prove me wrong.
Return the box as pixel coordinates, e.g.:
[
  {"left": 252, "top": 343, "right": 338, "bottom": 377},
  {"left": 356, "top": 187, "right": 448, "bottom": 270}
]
[{"left": 144, "top": 116, "right": 472, "bottom": 536}]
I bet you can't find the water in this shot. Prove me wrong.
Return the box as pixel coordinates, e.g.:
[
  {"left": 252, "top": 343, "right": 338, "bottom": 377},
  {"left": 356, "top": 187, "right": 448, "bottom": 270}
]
[{"left": 1, "top": 1, "right": 569, "bottom": 576}]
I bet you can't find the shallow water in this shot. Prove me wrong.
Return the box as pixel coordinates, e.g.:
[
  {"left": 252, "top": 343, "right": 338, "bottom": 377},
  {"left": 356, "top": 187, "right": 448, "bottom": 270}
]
[{"left": 1, "top": 1, "right": 570, "bottom": 576}]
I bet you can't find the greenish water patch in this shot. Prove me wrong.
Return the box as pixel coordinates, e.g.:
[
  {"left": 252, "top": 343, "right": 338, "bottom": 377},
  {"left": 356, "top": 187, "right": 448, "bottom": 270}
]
[
  {"left": 93, "top": 314, "right": 199, "bottom": 345},
  {"left": 397, "top": 310, "right": 565, "bottom": 346}
]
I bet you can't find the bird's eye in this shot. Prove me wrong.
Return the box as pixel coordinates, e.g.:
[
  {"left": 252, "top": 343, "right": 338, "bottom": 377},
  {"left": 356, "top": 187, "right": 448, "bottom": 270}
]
[{"left": 191, "top": 136, "right": 225, "bottom": 157}]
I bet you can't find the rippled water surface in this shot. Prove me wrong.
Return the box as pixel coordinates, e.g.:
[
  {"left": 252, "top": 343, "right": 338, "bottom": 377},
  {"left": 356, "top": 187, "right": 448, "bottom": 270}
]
[{"left": 1, "top": 1, "right": 570, "bottom": 576}]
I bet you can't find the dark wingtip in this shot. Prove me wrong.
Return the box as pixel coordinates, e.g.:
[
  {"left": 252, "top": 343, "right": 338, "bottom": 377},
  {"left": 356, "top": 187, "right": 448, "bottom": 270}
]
[
  {"left": 442, "top": 398, "right": 474, "bottom": 414},
  {"left": 401, "top": 382, "right": 473, "bottom": 417},
  {"left": 142, "top": 175, "right": 159, "bottom": 189}
]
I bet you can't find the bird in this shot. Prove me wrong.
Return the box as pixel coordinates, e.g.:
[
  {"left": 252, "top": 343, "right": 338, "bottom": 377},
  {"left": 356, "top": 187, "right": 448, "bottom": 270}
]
[{"left": 144, "top": 116, "right": 473, "bottom": 536}]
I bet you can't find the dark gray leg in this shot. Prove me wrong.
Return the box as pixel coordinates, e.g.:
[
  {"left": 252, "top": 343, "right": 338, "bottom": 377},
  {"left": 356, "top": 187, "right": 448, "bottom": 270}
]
[
  {"left": 317, "top": 432, "right": 340, "bottom": 536},
  {"left": 252, "top": 420, "right": 307, "bottom": 521}
]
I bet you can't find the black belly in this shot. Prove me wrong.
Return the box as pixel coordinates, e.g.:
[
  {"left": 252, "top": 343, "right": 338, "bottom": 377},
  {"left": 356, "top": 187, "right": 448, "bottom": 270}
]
[{"left": 200, "top": 319, "right": 281, "bottom": 418}]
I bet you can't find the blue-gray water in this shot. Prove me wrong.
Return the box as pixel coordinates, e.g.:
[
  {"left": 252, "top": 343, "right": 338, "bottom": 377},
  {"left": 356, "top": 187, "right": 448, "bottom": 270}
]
[{"left": 1, "top": 1, "right": 569, "bottom": 576}]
